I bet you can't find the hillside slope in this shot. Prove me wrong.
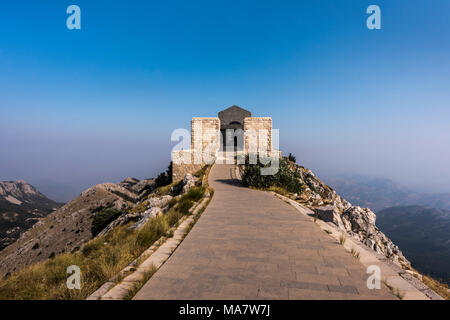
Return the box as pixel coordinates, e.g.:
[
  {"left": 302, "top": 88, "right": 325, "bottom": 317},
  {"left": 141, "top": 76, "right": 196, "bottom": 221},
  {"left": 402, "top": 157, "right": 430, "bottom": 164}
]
[
  {"left": 377, "top": 206, "right": 450, "bottom": 284},
  {"left": 0, "top": 178, "right": 154, "bottom": 276},
  {"left": 0, "top": 181, "right": 63, "bottom": 250}
]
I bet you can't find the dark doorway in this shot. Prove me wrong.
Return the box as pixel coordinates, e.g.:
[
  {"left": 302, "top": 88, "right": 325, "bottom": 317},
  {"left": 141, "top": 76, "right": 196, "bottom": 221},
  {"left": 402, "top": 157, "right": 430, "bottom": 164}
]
[{"left": 218, "top": 105, "right": 251, "bottom": 151}]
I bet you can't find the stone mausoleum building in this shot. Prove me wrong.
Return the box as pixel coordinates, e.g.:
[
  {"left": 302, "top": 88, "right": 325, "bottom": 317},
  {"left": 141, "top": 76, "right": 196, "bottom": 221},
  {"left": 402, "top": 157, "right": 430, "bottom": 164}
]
[{"left": 172, "top": 105, "right": 278, "bottom": 181}]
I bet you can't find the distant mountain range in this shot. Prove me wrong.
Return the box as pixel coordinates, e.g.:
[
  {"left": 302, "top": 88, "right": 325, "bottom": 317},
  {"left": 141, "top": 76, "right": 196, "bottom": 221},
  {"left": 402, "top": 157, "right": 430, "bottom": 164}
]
[
  {"left": 324, "top": 175, "right": 450, "bottom": 212},
  {"left": 323, "top": 175, "right": 450, "bottom": 284},
  {"left": 0, "top": 181, "right": 63, "bottom": 250},
  {"left": 377, "top": 206, "right": 450, "bottom": 284}
]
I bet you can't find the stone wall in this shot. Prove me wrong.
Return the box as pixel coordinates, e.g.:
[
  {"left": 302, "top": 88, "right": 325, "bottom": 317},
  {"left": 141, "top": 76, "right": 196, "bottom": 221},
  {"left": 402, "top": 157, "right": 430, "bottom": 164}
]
[
  {"left": 172, "top": 115, "right": 277, "bottom": 181},
  {"left": 191, "top": 117, "right": 221, "bottom": 160},
  {"left": 243, "top": 117, "right": 272, "bottom": 154},
  {"left": 171, "top": 150, "right": 203, "bottom": 182},
  {"left": 172, "top": 118, "right": 220, "bottom": 182}
]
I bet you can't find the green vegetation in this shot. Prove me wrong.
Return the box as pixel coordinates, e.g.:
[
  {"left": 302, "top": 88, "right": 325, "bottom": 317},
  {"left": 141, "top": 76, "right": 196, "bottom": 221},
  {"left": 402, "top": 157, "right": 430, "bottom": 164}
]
[
  {"left": 0, "top": 206, "right": 186, "bottom": 300},
  {"left": 240, "top": 155, "right": 303, "bottom": 194},
  {"left": 176, "top": 186, "right": 206, "bottom": 215},
  {"left": 126, "top": 201, "right": 148, "bottom": 214},
  {"left": 91, "top": 208, "right": 121, "bottom": 236},
  {"left": 288, "top": 153, "right": 296, "bottom": 163},
  {"left": 184, "top": 189, "right": 214, "bottom": 237},
  {"left": 0, "top": 176, "right": 210, "bottom": 300},
  {"left": 193, "top": 166, "right": 208, "bottom": 180},
  {"left": 155, "top": 162, "right": 173, "bottom": 187}
]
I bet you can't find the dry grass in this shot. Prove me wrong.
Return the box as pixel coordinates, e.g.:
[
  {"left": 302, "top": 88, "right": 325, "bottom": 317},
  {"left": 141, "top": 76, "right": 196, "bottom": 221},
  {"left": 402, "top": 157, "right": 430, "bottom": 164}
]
[
  {"left": 0, "top": 183, "right": 210, "bottom": 300},
  {"left": 383, "top": 279, "right": 404, "bottom": 300},
  {"left": 339, "top": 232, "right": 347, "bottom": 245},
  {"left": 350, "top": 248, "right": 360, "bottom": 260},
  {"left": 422, "top": 275, "right": 450, "bottom": 300},
  {"left": 267, "top": 186, "right": 290, "bottom": 197}
]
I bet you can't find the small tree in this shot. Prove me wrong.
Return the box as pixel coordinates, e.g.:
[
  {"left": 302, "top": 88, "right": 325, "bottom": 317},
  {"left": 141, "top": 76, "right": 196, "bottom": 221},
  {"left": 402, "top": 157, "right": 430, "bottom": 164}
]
[
  {"left": 288, "top": 153, "right": 296, "bottom": 163},
  {"left": 155, "top": 162, "right": 173, "bottom": 187}
]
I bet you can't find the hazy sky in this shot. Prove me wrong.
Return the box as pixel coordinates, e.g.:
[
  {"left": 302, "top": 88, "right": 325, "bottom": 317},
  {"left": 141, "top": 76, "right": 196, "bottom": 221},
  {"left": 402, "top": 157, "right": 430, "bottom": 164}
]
[{"left": 1, "top": 0, "right": 449, "bottom": 201}]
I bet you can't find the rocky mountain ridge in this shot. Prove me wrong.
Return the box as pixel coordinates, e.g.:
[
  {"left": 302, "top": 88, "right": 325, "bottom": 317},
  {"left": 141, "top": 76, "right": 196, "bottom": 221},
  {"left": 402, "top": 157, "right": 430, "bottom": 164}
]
[
  {"left": 0, "top": 180, "right": 63, "bottom": 250},
  {"left": 0, "top": 177, "right": 155, "bottom": 276}
]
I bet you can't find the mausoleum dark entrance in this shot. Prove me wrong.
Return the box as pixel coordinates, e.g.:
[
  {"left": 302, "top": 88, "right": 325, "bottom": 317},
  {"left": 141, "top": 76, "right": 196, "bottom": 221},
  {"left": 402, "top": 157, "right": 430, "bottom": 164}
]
[{"left": 218, "top": 106, "right": 251, "bottom": 151}]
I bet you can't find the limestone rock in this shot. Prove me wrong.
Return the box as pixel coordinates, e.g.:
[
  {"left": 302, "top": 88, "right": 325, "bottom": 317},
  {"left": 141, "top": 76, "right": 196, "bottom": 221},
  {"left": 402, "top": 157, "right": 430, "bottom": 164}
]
[
  {"left": 182, "top": 174, "right": 197, "bottom": 194},
  {"left": 289, "top": 161, "right": 410, "bottom": 267},
  {"left": 148, "top": 195, "right": 173, "bottom": 208},
  {"left": 314, "top": 205, "right": 345, "bottom": 230},
  {"left": 131, "top": 207, "right": 163, "bottom": 230}
]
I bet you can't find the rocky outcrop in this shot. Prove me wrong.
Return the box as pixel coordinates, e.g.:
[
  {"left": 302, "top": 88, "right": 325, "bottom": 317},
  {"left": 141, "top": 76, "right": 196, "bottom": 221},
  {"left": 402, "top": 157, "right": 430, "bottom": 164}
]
[
  {"left": 98, "top": 175, "right": 197, "bottom": 236},
  {"left": 288, "top": 162, "right": 410, "bottom": 267},
  {"left": 181, "top": 174, "right": 196, "bottom": 194},
  {"left": 320, "top": 202, "right": 409, "bottom": 265},
  {"left": 118, "top": 177, "right": 157, "bottom": 200},
  {"left": 97, "top": 195, "right": 174, "bottom": 236}
]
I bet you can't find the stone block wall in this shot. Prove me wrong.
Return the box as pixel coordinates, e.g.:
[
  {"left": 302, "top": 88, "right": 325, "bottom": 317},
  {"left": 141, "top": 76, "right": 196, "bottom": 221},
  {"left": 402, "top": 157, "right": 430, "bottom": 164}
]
[
  {"left": 172, "top": 115, "right": 278, "bottom": 182},
  {"left": 171, "top": 150, "right": 203, "bottom": 182},
  {"left": 191, "top": 117, "right": 221, "bottom": 157},
  {"left": 172, "top": 118, "right": 220, "bottom": 182},
  {"left": 243, "top": 117, "right": 272, "bottom": 154}
]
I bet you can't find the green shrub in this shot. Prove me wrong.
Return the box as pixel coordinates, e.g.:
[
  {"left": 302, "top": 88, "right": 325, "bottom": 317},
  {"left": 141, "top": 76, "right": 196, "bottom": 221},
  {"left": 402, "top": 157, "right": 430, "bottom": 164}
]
[
  {"left": 91, "top": 208, "right": 122, "bottom": 236},
  {"left": 175, "top": 186, "right": 206, "bottom": 214},
  {"left": 155, "top": 162, "right": 173, "bottom": 187},
  {"left": 288, "top": 153, "right": 296, "bottom": 163},
  {"left": 241, "top": 155, "right": 303, "bottom": 194},
  {"left": 167, "top": 198, "right": 177, "bottom": 208},
  {"left": 193, "top": 166, "right": 208, "bottom": 179},
  {"left": 184, "top": 186, "right": 206, "bottom": 202},
  {"left": 135, "top": 219, "right": 166, "bottom": 248},
  {"left": 81, "top": 239, "right": 104, "bottom": 257},
  {"left": 177, "top": 198, "right": 194, "bottom": 215}
]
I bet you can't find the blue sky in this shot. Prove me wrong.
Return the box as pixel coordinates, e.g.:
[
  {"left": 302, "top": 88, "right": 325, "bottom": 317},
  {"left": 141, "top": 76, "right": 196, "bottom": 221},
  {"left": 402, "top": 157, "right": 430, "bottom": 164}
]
[{"left": 0, "top": 0, "right": 449, "bottom": 201}]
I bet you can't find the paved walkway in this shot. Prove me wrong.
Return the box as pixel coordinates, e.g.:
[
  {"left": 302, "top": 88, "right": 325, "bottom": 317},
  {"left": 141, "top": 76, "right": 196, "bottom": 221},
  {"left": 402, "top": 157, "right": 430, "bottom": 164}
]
[{"left": 134, "top": 164, "right": 396, "bottom": 300}]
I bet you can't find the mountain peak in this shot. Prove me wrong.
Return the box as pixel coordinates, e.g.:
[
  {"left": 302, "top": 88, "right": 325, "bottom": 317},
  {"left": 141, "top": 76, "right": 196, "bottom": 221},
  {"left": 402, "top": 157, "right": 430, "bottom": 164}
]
[{"left": 0, "top": 181, "right": 63, "bottom": 251}]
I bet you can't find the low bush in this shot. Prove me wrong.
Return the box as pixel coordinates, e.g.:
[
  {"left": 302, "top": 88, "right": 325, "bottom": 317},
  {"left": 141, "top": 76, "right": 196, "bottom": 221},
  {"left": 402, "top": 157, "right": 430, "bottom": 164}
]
[
  {"left": 175, "top": 186, "right": 206, "bottom": 214},
  {"left": 184, "top": 186, "right": 206, "bottom": 202},
  {"left": 240, "top": 155, "right": 303, "bottom": 194},
  {"left": 91, "top": 208, "right": 121, "bottom": 236},
  {"left": 177, "top": 198, "right": 194, "bottom": 215},
  {"left": 288, "top": 152, "right": 296, "bottom": 163}
]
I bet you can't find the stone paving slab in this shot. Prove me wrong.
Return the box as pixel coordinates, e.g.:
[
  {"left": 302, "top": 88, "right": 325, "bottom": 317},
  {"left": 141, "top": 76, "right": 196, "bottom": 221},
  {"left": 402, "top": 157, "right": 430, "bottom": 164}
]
[{"left": 134, "top": 164, "right": 397, "bottom": 300}]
